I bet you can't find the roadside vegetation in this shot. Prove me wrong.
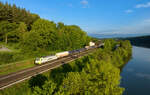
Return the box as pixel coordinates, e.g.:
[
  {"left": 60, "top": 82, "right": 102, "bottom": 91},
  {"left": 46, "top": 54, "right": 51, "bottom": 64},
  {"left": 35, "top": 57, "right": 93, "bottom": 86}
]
[{"left": 0, "top": 39, "right": 132, "bottom": 95}]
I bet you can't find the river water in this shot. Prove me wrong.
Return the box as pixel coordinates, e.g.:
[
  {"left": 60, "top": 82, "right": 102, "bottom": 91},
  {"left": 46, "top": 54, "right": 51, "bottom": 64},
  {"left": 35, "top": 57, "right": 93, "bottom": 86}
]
[{"left": 121, "top": 46, "right": 150, "bottom": 95}]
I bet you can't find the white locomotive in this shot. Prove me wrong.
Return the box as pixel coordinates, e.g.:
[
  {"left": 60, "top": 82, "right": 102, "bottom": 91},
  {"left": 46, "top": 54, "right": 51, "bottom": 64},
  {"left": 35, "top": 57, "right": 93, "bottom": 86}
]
[{"left": 35, "top": 55, "right": 58, "bottom": 64}]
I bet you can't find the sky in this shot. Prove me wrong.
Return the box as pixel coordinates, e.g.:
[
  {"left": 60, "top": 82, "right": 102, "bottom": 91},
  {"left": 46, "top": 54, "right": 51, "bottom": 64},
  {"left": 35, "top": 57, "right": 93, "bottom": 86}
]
[{"left": 1, "top": 0, "right": 150, "bottom": 36}]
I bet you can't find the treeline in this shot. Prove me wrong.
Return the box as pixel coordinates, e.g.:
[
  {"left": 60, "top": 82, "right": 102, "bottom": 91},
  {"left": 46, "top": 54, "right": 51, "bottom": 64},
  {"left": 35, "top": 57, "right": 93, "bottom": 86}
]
[
  {"left": 0, "top": 2, "right": 90, "bottom": 64},
  {"left": 0, "top": 39, "right": 132, "bottom": 95},
  {"left": 0, "top": 2, "right": 40, "bottom": 29},
  {"left": 21, "top": 20, "right": 89, "bottom": 52},
  {"left": 122, "top": 35, "right": 150, "bottom": 48}
]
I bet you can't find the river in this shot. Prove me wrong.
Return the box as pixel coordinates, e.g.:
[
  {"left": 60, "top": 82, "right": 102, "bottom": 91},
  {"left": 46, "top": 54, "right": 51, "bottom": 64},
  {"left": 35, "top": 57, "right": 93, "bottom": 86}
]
[{"left": 121, "top": 46, "right": 150, "bottom": 95}]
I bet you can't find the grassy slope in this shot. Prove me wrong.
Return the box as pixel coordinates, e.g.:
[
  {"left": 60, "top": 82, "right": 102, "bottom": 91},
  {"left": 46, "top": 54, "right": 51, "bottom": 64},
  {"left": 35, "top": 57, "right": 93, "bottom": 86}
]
[
  {"left": 0, "top": 42, "right": 59, "bottom": 76},
  {"left": 0, "top": 59, "right": 35, "bottom": 76},
  {"left": 0, "top": 43, "right": 35, "bottom": 75}
]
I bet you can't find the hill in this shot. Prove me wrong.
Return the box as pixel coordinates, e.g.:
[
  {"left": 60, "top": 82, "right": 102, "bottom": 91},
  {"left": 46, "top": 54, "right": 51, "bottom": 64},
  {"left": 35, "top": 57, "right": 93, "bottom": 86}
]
[{"left": 122, "top": 35, "right": 150, "bottom": 48}]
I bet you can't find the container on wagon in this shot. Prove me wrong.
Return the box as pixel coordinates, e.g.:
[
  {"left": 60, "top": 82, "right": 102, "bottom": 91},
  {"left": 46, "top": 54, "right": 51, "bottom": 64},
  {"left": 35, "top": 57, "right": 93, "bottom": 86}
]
[
  {"left": 79, "top": 48, "right": 86, "bottom": 52},
  {"left": 56, "top": 51, "right": 69, "bottom": 58},
  {"left": 85, "top": 46, "right": 90, "bottom": 49},
  {"left": 89, "top": 42, "right": 95, "bottom": 46}
]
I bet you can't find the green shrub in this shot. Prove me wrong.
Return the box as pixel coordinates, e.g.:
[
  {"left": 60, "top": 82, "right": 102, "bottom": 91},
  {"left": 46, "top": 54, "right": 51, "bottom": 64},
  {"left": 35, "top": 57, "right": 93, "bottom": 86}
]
[{"left": 0, "top": 52, "right": 24, "bottom": 65}]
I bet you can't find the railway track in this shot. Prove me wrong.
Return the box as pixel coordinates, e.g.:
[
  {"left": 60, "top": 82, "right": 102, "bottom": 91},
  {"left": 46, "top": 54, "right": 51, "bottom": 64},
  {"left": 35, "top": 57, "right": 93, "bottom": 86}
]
[{"left": 0, "top": 49, "right": 96, "bottom": 90}]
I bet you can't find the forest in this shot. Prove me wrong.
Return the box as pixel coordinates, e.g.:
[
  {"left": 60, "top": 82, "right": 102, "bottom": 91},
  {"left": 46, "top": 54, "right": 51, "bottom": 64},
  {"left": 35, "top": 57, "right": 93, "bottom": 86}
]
[
  {"left": 0, "top": 2, "right": 91, "bottom": 65},
  {"left": 122, "top": 35, "right": 150, "bottom": 48},
  {"left": 0, "top": 39, "right": 132, "bottom": 95}
]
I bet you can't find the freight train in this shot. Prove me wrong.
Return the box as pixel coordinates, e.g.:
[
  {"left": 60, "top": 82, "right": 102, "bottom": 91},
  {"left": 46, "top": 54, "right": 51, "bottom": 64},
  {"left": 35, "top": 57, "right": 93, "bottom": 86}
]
[{"left": 34, "top": 42, "right": 104, "bottom": 65}]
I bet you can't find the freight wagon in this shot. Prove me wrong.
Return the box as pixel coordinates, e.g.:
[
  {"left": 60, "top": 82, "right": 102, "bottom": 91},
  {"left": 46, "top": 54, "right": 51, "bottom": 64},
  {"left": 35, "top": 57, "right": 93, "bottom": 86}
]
[{"left": 56, "top": 51, "right": 69, "bottom": 58}]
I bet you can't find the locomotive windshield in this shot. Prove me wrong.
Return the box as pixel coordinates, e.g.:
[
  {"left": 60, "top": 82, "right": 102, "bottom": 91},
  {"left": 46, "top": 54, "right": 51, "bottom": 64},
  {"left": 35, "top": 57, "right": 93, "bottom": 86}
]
[{"left": 35, "top": 58, "right": 40, "bottom": 61}]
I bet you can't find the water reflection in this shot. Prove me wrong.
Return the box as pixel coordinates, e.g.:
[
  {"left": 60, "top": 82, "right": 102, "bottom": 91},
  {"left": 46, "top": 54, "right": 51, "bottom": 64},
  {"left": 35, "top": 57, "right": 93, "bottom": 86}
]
[
  {"left": 125, "top": 68, "right": 134, "bottom": 72},
  {"left": 136, "top": 73, "right": 150, "bottom": 80},
  {"left": 121, "top": 46, "right": 150, "bottom": 95}
]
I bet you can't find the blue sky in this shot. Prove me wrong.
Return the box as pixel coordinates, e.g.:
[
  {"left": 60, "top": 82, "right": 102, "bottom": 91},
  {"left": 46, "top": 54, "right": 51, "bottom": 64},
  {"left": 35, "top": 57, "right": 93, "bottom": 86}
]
[{"left": 1, "top": 0, "right": 150, "bottom": 35}]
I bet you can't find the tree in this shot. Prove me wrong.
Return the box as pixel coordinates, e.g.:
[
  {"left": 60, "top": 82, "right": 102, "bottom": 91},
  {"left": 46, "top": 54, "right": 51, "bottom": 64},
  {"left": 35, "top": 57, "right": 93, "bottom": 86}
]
[
  {"left": 0, "top": 1, "right": 40, "bottom": 30},
  {"left": 56, "top": 59, "right": 124, "bottom": 95},
  {"left": 83, "top": 59, "right": 124, "bottom": 95},
  {"left": 58, "top": 72, "right": 82, "bottom": 94},
  {"left": 0, "top": 21, "right": 18, "bottom": 44},
  {"left": 30, "top": 19, "right": 57, "bottom": 50},
  {"left": 21, "top": 31, "right": 42, "bottom": 52},
  {"left": 16, "top": 22, "right": 27, "bottom": 40},
  {"left": 33, "top": 80, "right": 57, "bottom": 95}
]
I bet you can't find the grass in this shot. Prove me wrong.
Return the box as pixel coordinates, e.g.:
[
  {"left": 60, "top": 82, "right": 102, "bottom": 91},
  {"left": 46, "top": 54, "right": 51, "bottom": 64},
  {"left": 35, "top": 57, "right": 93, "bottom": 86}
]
[
  {"left": 0, "top": 42, "right": 59, "bottom": 75},
  {"left": 0, "top": 42, "right": 20, "bottom": 52},
  {"left": 0, "top": 59, "right": 35, "bottom": 76},
  {"left": 0, "top": 47, "right": 61, "bottom": 76}
]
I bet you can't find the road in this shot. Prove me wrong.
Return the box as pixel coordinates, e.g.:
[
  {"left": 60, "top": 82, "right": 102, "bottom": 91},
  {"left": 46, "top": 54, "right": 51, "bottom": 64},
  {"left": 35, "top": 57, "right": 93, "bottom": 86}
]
[{"left": 0, "top": 49, "right": 96, "bottom": 90}]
